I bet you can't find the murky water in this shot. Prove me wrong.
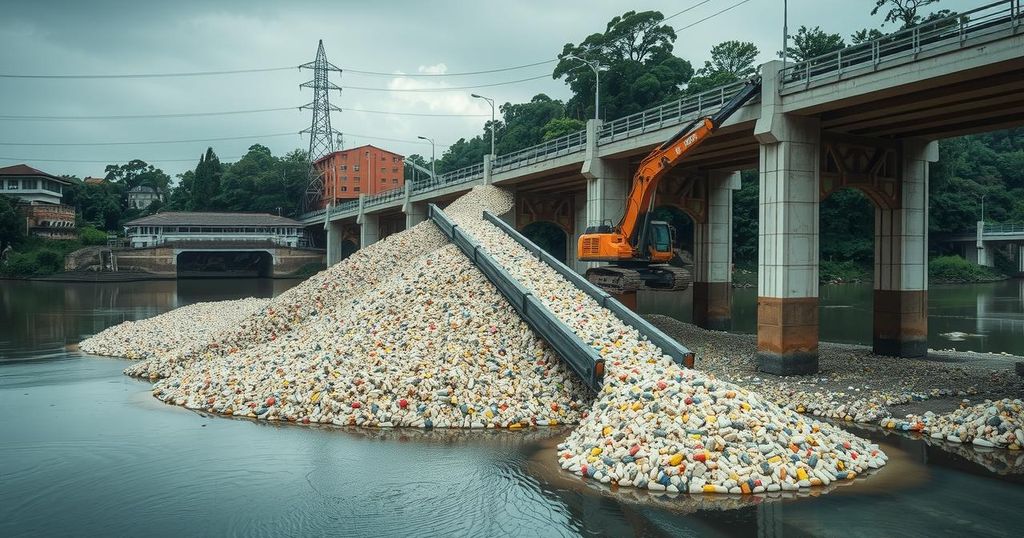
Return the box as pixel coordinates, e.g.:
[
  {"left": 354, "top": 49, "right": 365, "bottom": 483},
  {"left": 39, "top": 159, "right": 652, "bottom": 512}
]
[
  {"left": 1, "top": 279, "right": 1023, "bottom": 536},
  {"left": 640, "top": 279, "right": 1024, "bottom": 355}
]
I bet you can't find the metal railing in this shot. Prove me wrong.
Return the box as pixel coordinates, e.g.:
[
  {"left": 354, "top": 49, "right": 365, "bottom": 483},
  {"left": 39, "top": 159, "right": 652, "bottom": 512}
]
[
  {"left": 363, "top": 187, "right": 405, "bottom": 208},
  {"left": 411, "top": 161, "right": 484, "bottom": 194},
  {"left": 780, "top": 0, "right": 1023, "bottom": 89},
  {"left": 982, "top": 223, "right": 1024, "bottom": 235},
  {"left": 598, "top": 80, "right": 751, "bottom": 143},
  {"left": 492, "top": 129, "right": 588, "bottom": 172},
  {"left": 328, "top": 199, "right": 358, "bottom": 217},
  {"left": 429, "top": 203, "right": 605, "bottom": 391}
]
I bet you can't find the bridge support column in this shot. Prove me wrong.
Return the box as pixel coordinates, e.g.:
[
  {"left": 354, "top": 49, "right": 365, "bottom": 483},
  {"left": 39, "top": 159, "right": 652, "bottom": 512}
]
[
  {"left": 356, "top": 194, "right": 379, "bottom": 248},
  {"left": 483, "top": 154, "right": 493, "bottom": 185},
  {"left": 754, "top": 98, "right": 821, "bottom": 375},
  {"left": 582, "top": 119, "right": 628, "bottom": 236},
  {"left": 325, "top": 220, "right": 343, "bottom": 266},
  {"left": 403, "top": 183, "right": 427, "bottom": 228},
  {"left": 693, "top": 171, "right": 739, "bottom": 330},
  {"left": 873, "top": 139, "right": 936, "bottom": 358},
  {"left": 1018, "top": 243, "right": 1024, "bottom": 274}
]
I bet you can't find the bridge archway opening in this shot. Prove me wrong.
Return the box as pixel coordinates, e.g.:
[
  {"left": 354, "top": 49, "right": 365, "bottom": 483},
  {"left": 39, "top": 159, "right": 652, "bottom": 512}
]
[
  {"left": 652, "top": 204, "right": 694, "bottom": 264},
  {"left": 340, "top": 240, "right": 358, "bottom": 261},
  {"left": 176, "top": 250, "right": 273, "bottom": 278},
  {"left": 521, "top": 221, "right": 568, "bottom": 263}
]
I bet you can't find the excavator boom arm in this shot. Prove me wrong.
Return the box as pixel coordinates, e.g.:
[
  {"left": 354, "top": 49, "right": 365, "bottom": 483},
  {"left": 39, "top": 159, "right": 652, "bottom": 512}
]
[{"left": 616, "top": 78, "right": 762, "bottom": 243}]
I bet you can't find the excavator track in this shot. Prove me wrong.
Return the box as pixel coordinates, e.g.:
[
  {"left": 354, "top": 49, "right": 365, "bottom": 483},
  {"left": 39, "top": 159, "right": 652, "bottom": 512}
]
[
  {"left": 585, "top": 264, "right": 692, "bottom": 294},
  {"left": 649, "top": 265, "right": 692, "bottom": 291},
  {"left": 585, "top": 266, "right": 643, "bottom": 295}
]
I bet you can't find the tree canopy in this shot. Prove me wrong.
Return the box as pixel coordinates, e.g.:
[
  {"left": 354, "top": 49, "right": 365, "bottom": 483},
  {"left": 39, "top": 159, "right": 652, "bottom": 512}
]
[
  {"left": 553, "top": 10, "right": 693, "bottom": 120},
  {"left": 780, "top": 26, "right": 846, "bottom": 62}
]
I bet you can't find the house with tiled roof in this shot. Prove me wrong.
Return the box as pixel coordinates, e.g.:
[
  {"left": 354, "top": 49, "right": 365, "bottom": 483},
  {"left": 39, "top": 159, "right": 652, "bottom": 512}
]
[{"left": 0, "top": 164, "right": 76, "bottom": 239}]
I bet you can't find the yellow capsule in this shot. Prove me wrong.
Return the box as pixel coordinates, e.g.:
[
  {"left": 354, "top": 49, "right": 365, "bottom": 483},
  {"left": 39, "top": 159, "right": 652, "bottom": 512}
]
[
  {"left": 591, "top": 447, "right": 603, "bottom": 456},
  {"left": 602, "top": 426, "right": 612, "bottom": 437},
  {"left": 768, "top": 455, "right": 782, "bottom": 464},
  {"left": 311, "top": 391, "right": 321, "bottom": 403},
  {"left": 549, "top": 419, "right": 558, "bottom": 426},
  {"left": 669, "top": 453, "right": 683, "bottom": 466},
  {"left": 631, "top": 402, "right": 643, "bottom": 411},
  {"left": 797, "top": 468, "right": 808, "bottom": 481},
  {"left": 703, "top": 485, "right": 717, "bottom": 493}
]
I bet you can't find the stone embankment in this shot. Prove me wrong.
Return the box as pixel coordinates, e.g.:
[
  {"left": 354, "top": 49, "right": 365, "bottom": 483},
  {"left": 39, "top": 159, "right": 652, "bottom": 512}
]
[{"left": 81, "top": 186, "right": 890, "bottom": 495}]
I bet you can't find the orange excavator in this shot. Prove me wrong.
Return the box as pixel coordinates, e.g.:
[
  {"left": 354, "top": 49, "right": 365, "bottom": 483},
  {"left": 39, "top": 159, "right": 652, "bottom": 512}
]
[{"left": 577, "top": 77, "right": 762, "bottom": 294}]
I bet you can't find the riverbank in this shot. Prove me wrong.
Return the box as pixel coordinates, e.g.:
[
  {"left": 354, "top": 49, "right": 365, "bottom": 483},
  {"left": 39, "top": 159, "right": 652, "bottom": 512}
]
[{"left": 649, "top": 315, "right": 1024, "bottom": 422}]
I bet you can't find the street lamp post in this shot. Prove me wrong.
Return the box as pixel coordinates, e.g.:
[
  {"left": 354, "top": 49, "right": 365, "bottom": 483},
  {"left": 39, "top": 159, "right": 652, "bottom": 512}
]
[
  {"left": 980, "top": 193, "right": 986, "bottom": 223},
  {"left": 565, "top": 54, "right": 603, "bottom": 121},
  {"left": 417, "top": 136, "right": 436, "bottom": 181},
  {"left": 471, "top": 93, "right": 496, "bottom": 158}
]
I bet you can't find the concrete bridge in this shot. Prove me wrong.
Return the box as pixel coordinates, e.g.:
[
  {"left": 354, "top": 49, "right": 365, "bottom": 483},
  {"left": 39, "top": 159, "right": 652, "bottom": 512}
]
[
  {"left": 945, "top": 222, "right": 1024, "bottom": 274},
  {"left": 110, "top": 240, "right": 324, "bottom": 278},
  {"left": 302, "top": 2, "right": 1024, "bottom": 375}
]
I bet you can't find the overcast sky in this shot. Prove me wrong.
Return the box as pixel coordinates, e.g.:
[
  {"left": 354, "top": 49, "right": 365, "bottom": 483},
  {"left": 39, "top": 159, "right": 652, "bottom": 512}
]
[{"left": 0, "top": 0, "right": 977, "bottom": 180}]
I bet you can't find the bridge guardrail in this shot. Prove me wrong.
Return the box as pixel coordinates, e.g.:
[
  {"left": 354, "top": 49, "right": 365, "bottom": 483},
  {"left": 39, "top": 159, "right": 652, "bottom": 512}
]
[
  {"left": 780, "top": 0, "right": 1022, "bottom": 90},
  {"left": 981, "top": 223, "right": 1024, "bottom": 235},
  {"left": 364, "top": 187, "right": 405, "bottom": 208},
  {"left": 482, "top": 211, "right": 695, "bottom": 368},
  {"left": 598, "top": 81, "right": 750, "bottom": 143},
  {"left": 428, "top": 203, "right": 605, "bottom": 391},
  {"left": 412, "top": 162, "right": 484, "bottom": 194},
  {"left": 492, "top": 130, "right": 588, "bottom": 172}
]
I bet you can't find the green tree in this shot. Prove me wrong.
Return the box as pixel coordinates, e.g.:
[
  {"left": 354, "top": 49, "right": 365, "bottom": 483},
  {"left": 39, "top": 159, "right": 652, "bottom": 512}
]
[
  {"left": 0, "top": 194, "right": 24, "bottom": 252},
  {"left": 687, "top": 41, "right": 759, "bottom": 94},
  {"left": 851, "top": 28, "right": 884, "bottom": 44},
  {"left": 780, "top": 26, "right": 846, "bottom": 62},
  {"left": 871, "top": 0, "right": 940, "bottom": 28},
  {"left": 541, "top": 117, "right": 586, "bottom": 141},
  {"left": 553, "top": 10, "right": 693, "bottom": 120},
  {"left": 103, "top": 159, "right": 171, "bottom": 198},
  {"left": 190, "top": 147, "right": 223, "bottom": 211}
]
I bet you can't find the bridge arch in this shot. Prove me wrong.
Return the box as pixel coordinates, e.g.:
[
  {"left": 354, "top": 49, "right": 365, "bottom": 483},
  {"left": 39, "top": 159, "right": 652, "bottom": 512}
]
[
  {"left": 521, "top": 221, "right": 569, "bottom": 263},
  {"left": 175, "top": 249, "right": 274, "bottom": 278}
]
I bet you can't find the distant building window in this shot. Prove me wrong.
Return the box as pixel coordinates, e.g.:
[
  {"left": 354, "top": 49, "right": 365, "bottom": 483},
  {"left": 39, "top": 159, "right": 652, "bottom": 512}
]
[
  {"left": 340, "top": 165, "right": 347, "bottom": 171},
  {"left": 22, "top": 179, "right": 37, "bottom": 189},
  {"left": 391, "top": 167, "right": 398, "bottom": 173},
  {"left": 393, "top": 157, "right": 398, "bottom": 163},
  {"left": 341, "top": 176, "right": 347, "bottom": 181},
  {"left": 354, "top": 186, "right": 360, "bottom": 192},
  {"left": 354, "top": 176, "right": 360, "bottom": 181},
  {"left": 7, "top": 180, "right": 18, "bottom": 189},
  {"left": 392, "top": 178, "right": 398, "bottom": 183},
  {"left": 341, "top": 186, "right": 347, "bottom": 192},
  {"left": 381, "top": 177, "right": 386, "bottom": 182},
  {"left": 354, "top": 164, "right": 360, "bottom": 171},
  {"left": 364, "top": 151, "right": 369, "bottom": 156}
]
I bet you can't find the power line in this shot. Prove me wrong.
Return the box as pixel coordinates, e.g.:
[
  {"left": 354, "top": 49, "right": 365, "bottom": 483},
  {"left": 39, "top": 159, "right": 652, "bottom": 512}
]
[
  {"left": 340, "top": 132, "right": 450, "bottom": 147},
  {"left": 0, "top": 132, "right": 302, "bottom": 147},
  {"left": 0, "top": 107, "right": 296, "bottom": 121},
  {"left": 0, "top": 105, "right": 490, "bottom": 121},
  {"left": 662, "top": 0, "right": 716, "bottom": 23},
  {"left": 0, "top": 66, "right": 296, "bottom": 79},
  {"left": 675, "top": 0, "right": 753, "bottom": 32},
  {"left": 343, "top": 59, "right": 556, "bottom": 77},
  {"left": 341, "top": 73, "right": 551, "bottom": 92},
  {"left": 0, "top": 155, "right": 246, "bottom": 164},
  {"left": 0, "top": 60, "right": 559, "bottom": 80}
]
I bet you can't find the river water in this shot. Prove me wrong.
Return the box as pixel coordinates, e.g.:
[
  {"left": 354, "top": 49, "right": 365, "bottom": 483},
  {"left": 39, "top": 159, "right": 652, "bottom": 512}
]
[
  {"left": 1, "top": 279, "right": 1023, "bottom": 537},
  {"left": 641, "top": 279, "right": 1024, "bottom": 356}
]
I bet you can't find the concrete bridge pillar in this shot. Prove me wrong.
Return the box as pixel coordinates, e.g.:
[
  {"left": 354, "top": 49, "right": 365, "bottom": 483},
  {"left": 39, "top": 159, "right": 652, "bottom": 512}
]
[
  {"left": 1018, "top": 243, "right": 1024, "bottom": 274},
  {"left": 483, "top": 154, "right": 493, "bottom": 185},
  {"left": 325, "top": 219, "right": 343, "bottom": 266},
  {"left": 975, "top": 221, "right": 995, "bottom": 267},
  {"left": 357, "top": 194, "right": 379, "bottom": 248},
  {"left": 402, "top": 183, "right": 427, "bottom": 228},
  {"left": 582, "top": 119, "right": 629, "bottom": 233},
  {"left": 692, "top": 171, "right": 740, "bottom": 330},
  {"left": 873, "top": 139, "right": 937, "bottom": 357},
  {"left": 754, "top": 64, "right": 821, "bottom": 375}
]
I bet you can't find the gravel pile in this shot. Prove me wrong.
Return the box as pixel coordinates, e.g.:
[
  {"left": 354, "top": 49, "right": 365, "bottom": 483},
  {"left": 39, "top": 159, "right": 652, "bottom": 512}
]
[
  {"left": 883, "top": 398, "right": 1024, "bottom": 449},
  {"left": 123, "top": 221, "right": 449, "bottom": 379},
  {"left": 80, "top": 298, "right": 270, "bottom": 360},
  {"left": 151, "top": 243, "right": 590, "bottom": 428},
  {"left": 445, "top": 186, "right": 887, "bottom": 494}
]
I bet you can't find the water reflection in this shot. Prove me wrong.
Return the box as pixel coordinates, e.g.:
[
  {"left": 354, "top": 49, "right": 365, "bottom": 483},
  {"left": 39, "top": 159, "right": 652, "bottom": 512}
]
[
  {"left": 0, "top": 279, "right": 300, "bottom": 362},
  {"left": 639, "top": 279, "right": 1024, "bottom": 355}
]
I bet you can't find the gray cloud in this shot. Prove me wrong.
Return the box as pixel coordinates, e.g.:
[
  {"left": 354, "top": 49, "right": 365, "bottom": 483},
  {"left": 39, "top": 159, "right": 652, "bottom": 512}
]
[{"left": 0, "top": 0, "right": 976, "bottom": 179}]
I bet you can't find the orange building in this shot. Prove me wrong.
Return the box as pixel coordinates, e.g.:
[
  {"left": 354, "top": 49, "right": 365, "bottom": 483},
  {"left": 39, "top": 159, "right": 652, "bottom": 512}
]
[{"left": 315, "top": 144, "right": 404, "bottom": 205}]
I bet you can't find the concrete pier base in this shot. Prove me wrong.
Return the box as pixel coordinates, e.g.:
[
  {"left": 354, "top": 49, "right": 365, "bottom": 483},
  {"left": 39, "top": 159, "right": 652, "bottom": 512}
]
[
  {"left": 692, "top": 282, "right": 732, "bottom": 331},
  {"left": 873, "top": 290, "right": 928, "bottom": 357},
  {"left": 612, "top": 290, "right": 637, "bottom": 312},
  {"left": 756, "top": 297, "right": 820, "bottom": 375}
]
